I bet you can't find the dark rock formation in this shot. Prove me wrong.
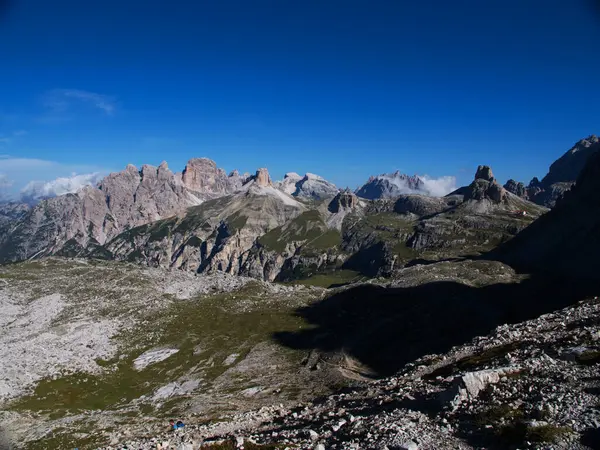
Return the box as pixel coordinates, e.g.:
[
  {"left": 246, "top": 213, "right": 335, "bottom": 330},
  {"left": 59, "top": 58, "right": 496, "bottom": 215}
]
[
  {"left": 450, "top": 166, "right": 507, "bottom": 204},
  {"left": 474, "top": 165, "right": 494, "bottom": 182},
  {"left": 491, "top": 148, "right": 600, "bottom": 283},
  {"left": 516, "top": 135, "right": 599, "bottom": 208},
  {"left": 328, "top": 190, "right": 358, "bottom": 213},
  {"left": 504, "top": 179, "right": 527, "bottom": 199}
]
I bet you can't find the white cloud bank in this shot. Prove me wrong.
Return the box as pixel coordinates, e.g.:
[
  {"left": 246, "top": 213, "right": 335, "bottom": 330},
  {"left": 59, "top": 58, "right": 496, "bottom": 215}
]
[
  {"left": 419, "top": 175, "right": 457, "bottom": 197},
  {"left": 0, "top": 157, "right": 111, "bottom": 203},
  {"left": 376, "top": 173, "right": 457, "bottom": 197},
  {"left": 20, "top": 172, "right": 105, "bottom": 203}
]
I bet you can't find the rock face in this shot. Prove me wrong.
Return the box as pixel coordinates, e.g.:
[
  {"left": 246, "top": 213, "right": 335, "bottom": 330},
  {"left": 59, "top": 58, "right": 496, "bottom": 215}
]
[
  {"left": 474, "top": 165, "right": 494, "bottom": 182},
  {"left": 503, "top": 179, "right": 527, "bottom": 199},
  {"left": 275, "top": 173, "right": 303, "bottom": 195},
  {"left": 450, "top": 165, "right": 508, "bottom": 204},
  {"left": 356, "top": 172, "right": 426, "bottom": 199},
  {"left": 508, "top": 135, "right": 600, "bottom": 208},
  {"left": 181, "top": 158, "right": 246, "bottom": 195},
  {"left": 293, "top": 173, "right": 339, "bottom": 200},
  {"left": 0, "top": 159, "right": 242, "bottom": 262},
  {"left": 328, "top": 190, "right": 358, "bottom": 213},
  {"left": 492, "top": 148, "right": 600, "bottom": 283},
  {"left": 253, "top": 168, "right": 272, "bottom": 187},
  {"left": 274, "top": 172, "right": 339, "bottom": 200}
]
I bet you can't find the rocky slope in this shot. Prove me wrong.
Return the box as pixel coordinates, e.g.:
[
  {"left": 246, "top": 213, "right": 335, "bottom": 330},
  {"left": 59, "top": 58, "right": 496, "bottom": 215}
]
[
  {"left": 0, "top": 258, "right": 338, "bottom": 449},
  {"left": 355, "top": 171, "right": 426, "bottom": 199},
  {"left": 96, "top": 169, "right": 310, "bottom": 279},
  {"left": 492, "top": 147, "right": 600, "bottom": 282},
  {"left": 505, "top": 135, "right": 599, "bottom": 208},
  {"left": 0, "top": 159, "right": 244, "bottom": 263}
]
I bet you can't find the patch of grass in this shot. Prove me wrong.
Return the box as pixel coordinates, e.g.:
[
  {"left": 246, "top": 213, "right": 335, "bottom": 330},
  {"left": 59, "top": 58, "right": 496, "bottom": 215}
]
[
  {"left": 226, "top": 213, "right": 248, "bottom": 233},
  {"left": 302, "top": 229, "right": 342, "bottom": 254},
  {"left": 577, "top": 349, "right": 600, "bottom": 365},
  {"left": 498, "top": 422, "right": 571, "bottom": 444},
  {"left": 259, "top": 210, "right": 327, "bottom": 253},
  {"left": 292, "top": 269, "right": 362, "bottom": 288}
]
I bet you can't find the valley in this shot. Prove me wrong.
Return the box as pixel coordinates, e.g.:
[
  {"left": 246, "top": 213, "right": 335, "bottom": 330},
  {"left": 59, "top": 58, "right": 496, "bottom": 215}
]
[{"left": 0, "top": 135, "right": 599, "bottom": 449}]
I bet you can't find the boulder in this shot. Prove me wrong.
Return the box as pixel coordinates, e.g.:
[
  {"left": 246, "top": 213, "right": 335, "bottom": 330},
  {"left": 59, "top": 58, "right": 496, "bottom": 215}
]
[{"left": 439, "top": 366, "right": 520, "bottom": 410}]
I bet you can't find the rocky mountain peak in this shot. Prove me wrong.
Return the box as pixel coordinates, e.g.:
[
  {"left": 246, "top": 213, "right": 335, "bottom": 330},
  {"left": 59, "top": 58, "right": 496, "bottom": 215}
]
[
  {"left": 328, "top": 189, "right": 358, "bottom": 213},
  {"left": 356, "top": 172, "right": 426, "bottom": 200},
  {"left": 475, "top": 165, "right": 494, "bottom": 182},
  {"left": 254, "top": 168, "right": 272, "bottom": 187},
  {"left": 450, "top": 165, "right": 507, "bottom": 204},
  {"left": 503, "top": 179, "right": 527, "bottom": 198}
]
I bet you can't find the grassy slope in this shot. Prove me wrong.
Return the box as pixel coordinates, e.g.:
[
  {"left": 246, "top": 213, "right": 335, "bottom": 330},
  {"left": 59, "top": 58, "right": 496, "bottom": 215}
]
[{"left": 0, "top": 260, "right": 333, "bottom": 450}]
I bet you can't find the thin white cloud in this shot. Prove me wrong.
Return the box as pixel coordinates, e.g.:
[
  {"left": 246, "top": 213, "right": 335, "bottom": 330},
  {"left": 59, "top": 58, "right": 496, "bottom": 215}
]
[
  {"left": 20, "top": 172, "right": 105, "bottom": 203},
  {"left": 0, "top": 157, "right": 111, "bottom": 202},
  {"left": 43, "top": 89, "right": 117, "bottom": 116}
]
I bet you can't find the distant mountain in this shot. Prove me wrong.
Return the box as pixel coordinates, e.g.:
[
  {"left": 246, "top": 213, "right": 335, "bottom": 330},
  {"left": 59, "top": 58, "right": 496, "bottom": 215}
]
[
  {"left": 0, "top": 159, "right": 246, "bottom": 262},
  {"left": 274, "top": 172, "right": 339, "bottom": 200},
  {"left": 504, "top": 135, "right": 599, "bottom": 208},
  {"left": 355, "top": 171, "right": 455, "bottom": 199},
  {"left": 355, "top": 171, "right": 425, "bottom": 199}
]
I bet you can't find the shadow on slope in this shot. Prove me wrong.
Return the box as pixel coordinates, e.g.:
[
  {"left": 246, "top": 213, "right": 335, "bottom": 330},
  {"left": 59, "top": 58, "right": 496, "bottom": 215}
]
[{"left": 274, "top": 275, "right": 597, "bottom": 377}]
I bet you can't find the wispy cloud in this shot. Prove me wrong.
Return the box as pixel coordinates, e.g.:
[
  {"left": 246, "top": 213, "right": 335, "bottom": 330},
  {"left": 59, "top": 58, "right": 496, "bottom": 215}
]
[
  {"left": 0, "top": 130, "right": 28, "bottom": 145},
  {"left": 20, "top": 172, "right": 105, "bottom": 203},
  {"left": 42, "top": 89, "right": 117, "bottom": 116}
]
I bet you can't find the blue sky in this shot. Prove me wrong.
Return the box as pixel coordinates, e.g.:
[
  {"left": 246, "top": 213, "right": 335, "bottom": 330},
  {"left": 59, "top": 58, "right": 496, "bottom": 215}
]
[{"left": 1, "top": 0, "right": 599, "bottom": 197}]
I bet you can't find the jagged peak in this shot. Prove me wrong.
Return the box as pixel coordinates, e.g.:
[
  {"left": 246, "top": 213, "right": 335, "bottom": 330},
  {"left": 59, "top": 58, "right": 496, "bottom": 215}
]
[
  {"left": 254, "top": 168, "right": 272, "bottom": 187},
  {"left": 474, "top": 165, "right": 494, "bottom": 182}
]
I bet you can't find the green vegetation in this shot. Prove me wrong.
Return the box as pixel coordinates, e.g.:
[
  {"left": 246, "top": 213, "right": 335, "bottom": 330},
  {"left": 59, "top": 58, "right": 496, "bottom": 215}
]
[
  {"left": 10, "top": 281, "right": 311, "bottom": 419},
  {"left": 291, "top": 269, "right": 363, "bottom": 288},
  {"left": 226, "top": 212, "right": 248, "bottom": 233},
  {"left": 258, "top": 210, "right": 328, "bottom": 253},
  {"left": 576, "top": 349, "right": 600, "bottom": 365},
  {"left": 473, "top": 404, "right": 571, "bottom": 446}
]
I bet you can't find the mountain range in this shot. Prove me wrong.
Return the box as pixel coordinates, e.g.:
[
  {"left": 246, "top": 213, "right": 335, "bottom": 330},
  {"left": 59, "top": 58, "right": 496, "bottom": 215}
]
[{"left": 1, "top": 136, "right": 598, "bottom": 284}]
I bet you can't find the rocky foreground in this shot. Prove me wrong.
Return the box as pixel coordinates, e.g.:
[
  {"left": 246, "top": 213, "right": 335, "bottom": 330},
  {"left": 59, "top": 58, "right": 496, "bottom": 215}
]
[{"left": 105, "top": 292, "right": 600, "bottom": 450}]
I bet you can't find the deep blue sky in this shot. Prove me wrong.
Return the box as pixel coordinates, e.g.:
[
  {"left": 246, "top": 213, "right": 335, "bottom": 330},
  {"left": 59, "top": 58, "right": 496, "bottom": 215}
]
[{"left": 0, "top": 0, "right": 599, "bottom": 194}]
